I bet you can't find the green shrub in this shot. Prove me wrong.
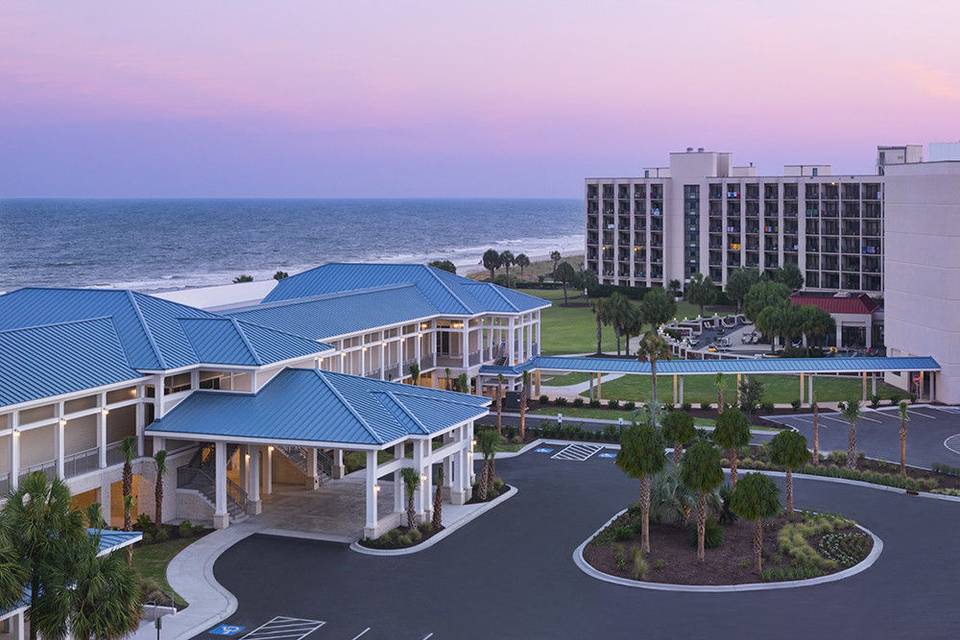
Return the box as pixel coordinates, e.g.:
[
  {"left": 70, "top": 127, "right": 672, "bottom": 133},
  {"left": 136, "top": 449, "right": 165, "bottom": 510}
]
[
  {"left": 688, "top": 519, "right": 724, "bottom": 549},
  {"left": 612, "top": 544, "right": 628, "bottom": 571},
  {"left": 153, "top": 526, "right": 169, "bottom": 543},
  {"left": 931, "top": 487, "right": 960, "bottom": 497},
  {"left": 135, "top": 513, "right": 154, "bottom": 533},
  {"left": 790, "top": 399, "right": 801, "bottom": 410},
  {"left": 631, "top": 548, "right": 648, "bottom": 580},
  {"left": 397, "top": 533, "right": 413, "bottom": 546},
  {"left": 869, "top": 394, "right": 881, "bottom": 409},
  {"left": 571, "top": 397, "right": 583, "bottom": 407},
  {"left": 818, "top": 531, "right": 870, "bottom": 567},
  {"left": 178, "top": 520, "right": 194, "bottom": 538},
  {"left": 608, "top": 399, "right": 620, "bottom": 409},
  {"left": 589, "top": 399, "right": 601, "bottom": 408},
  {"left": 556, "top": 396, "right": 568, "bottom": 406},
  {"left": 538, "top": 394, "right": 548, "bottom": 404},
  {"left": 652, "top": 558, "right": 666, "bottom": 571},
  {"left": 613, "top": 525, "right": 634, "bottom": 542},
  {"left": 932, "top": 463, "right": 960, "bottom": 477},
  {"left": 623, "top": 401, "right": 636, "bottom": 411},
  {"left": 762, "top": 563, "right": 823, "bottom": 582},
  {"left": 409, "top": 528, "right": 423, "bottom": 543},
  {"left": 700, "top": 402, "right": 712, "bottom": 410},
  {"left": 760, "top": 402, "right": 775, "bottom": 412}
]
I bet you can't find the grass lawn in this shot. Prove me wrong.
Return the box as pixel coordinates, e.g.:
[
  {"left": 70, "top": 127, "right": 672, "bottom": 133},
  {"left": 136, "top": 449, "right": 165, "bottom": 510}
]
[
  {"left": 541, "top": 371, "right": 593, "bottom": 386},
  {"left": 132, "top": 537, "right": 199, "bottom": 609},
  {"left": 532, "top": 405, "right": 717, "bottom": 426},
  {"left": 575, "top": 373, "right": 901, "bottom": 405},
  {"left": 526, "top": 288, "right": 733, "bottom": 356}
]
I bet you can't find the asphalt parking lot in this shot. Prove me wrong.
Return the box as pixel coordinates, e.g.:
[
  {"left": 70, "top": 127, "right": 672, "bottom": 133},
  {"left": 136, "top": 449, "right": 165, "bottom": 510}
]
[
  {"left": 765, "top": 405, "right": 960, "bottom": 468},
  {"left": 194, "top": 445, "right": 960, "bottom": 640}
]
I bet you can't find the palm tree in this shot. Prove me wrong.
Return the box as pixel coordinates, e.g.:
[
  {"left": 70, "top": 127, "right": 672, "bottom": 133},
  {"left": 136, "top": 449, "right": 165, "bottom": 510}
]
[
  {"left": 409, "top": 362, "right": 420, "bottom": 385},
  {"left": 840, "top": 397, "right": 861, "bottom": 469},
  {"left": 272, "top": 271, "right": 289, "bottom": 281},
  {"left": 554, "top": 262, "right": 576, "bottom": 305},
  {"left": 482, "top": 248, "right": 501, "bottom": 282},
  {"left": 153, "top": 449, "right": 168, "bottom": 525},
  {"left": 515, "top": 253, "right": 530, "bottom": 280},
  {"left": 85, "top": 503, "right": 106, "bottom": 530},
  {"left": 714, "top": 372, "right": 725, "bottom": 412},
  {"left": 233, "top": 274, "right": 253, "bottom": 283},
  {"left": 811, "top": 400, "right": 820, "bottom": 465},
  {"left": 519, "top": 371, "right": 529, "bottom": 441},
  {"left": 58, "top": 530, "right": 142, "bottom": 640},
  {"left": 495, "top": 374, "right": 504, "bottom": 435},
  {"left": 621, "top": 305, "right": 643, "bottom": 358},
  {"left": 636, "top": 330, "right": 670, "bottom": 403},
  {"left": 549, "top": 250, "right": 562, "bottom": 279},
  {"left": 592, "top": 298, "right": 613, "bottom": 355},
  {"left": 680, "top": 440, "right": 724, "bottom": 561},
  {"left": 499, "top": 250, "right": 515, "bottom": 286},
  {"left": 444, "top": 367, "right": 452, "bottom": 391},
  {"left": 399, "top": 468, "right": 419, "bottom": 528},
  {"left": 432, "top": 466, "right": 443, "bottom": 532},
  {"left": 616, "top": 420, "right": 666, "bottom": 553},
  {"left": 1, "top": 472, "right": 85, "bottom": 640},
  {"left": 607, "top": 293, "right": 633, "bottom": 356},
  {"left": 661, "top": 410, "right": 695, "bottom": 464},
  {"left": 477, "top": 430, "right": 499, "bottom": 501},
  {"left": 0, "top": 524, "right": 28, "bottom": 622},
  {"left": 713, "top": 407, "right": 751, "bottom": 487},
  {"left": 119, "top": 436, "right": 137, "bottom": 531},
  {"left": 729, "top": 473, "right": 781, "bottom": 573},
  {"left": 898, "top": 399, "right": 910, "bottom": 476},
  {"left": 769, "top": 430, "right": 809, "bottom": 515}
]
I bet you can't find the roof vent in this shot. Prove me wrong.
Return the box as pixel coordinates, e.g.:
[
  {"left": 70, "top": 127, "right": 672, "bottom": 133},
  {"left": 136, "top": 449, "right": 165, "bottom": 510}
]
[
  {"left": 697, "top": 147, "right": 704, "bottom": 152},
  {"left": 686, "top": 147, "right": 693, "bottom": 152}
]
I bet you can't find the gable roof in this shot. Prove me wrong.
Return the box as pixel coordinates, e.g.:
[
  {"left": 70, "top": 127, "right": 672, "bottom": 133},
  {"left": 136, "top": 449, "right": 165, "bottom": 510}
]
[
  {"left": 261, "top": 263, "right": 549, "bottom": 316},
  {"left": 0, "top": 288, "right": 329, "bottom": 375},
  {"left": 0, "top": 317, "right": 144, "bottom": 408},
  {"left": 147, "top": 368, "right": 489, "bottom": 446}
]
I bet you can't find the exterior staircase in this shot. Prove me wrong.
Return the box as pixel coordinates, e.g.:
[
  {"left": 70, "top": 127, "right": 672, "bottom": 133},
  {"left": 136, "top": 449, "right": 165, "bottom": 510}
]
[
  {"left": 177, "top": 444, "right": 249, "bottom": 522},
  {"left": 274, "top": 445, "right": 333, "bottom": 485}
]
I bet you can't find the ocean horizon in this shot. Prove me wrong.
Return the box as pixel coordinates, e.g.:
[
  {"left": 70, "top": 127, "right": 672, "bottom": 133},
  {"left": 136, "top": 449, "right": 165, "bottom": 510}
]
[{"left": 0, "top": 198, "right": 582, "bottom": 292}]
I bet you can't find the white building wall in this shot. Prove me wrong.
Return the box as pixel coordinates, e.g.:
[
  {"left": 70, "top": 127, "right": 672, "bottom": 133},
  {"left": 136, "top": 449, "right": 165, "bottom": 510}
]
[{"left": 883, "top": 161, "right": 960, "bottom": 402}]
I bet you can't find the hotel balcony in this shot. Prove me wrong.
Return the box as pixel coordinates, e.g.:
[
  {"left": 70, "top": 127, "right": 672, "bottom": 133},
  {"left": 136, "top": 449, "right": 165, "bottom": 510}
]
[
  {"left": 805, "top": 184, "right": 820, "bottom": 200},
  {"left": 842, "top": 274, "right": 861, "bottom": 290},
  {"left": 806, "top": 272, "right": 820, "bottom": 288},
  {"left": 863, "top": 184, "right": 882, "bottom": 200},
  {"left": 863, "top": 202, "right": 882, "bottom": 218},
  {"left": 842, "top": 184, "right": 861, "bottom": 200},
  {"left": 863, "top": 275, "right": 881, "bottom": 291}
]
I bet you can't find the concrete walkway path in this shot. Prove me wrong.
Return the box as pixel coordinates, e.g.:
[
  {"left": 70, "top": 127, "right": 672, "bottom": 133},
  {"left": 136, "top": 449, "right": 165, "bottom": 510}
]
[{"left": 541, "top": 372, "right": 625, "bottom": 399}]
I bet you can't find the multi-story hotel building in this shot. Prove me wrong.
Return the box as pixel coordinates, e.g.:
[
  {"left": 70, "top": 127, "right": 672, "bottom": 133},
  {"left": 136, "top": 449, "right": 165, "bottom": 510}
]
[
  {"left": 584, "top": 145, "right": 922, "bottom": 294},
  {"left": 0, "top": 264, "right": 547, "bottom": 540}
]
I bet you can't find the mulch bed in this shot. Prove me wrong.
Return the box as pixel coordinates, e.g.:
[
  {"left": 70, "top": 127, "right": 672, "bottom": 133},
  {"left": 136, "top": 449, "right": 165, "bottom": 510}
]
[
  {"left": 359, "top": 523, "right": 445, "bottom": 549},
  {"left": 584, "top": 512, "right": 871, "bottom": 585},
  {"left": 466, "top": 483, "right": 511, "bottom": 505}
]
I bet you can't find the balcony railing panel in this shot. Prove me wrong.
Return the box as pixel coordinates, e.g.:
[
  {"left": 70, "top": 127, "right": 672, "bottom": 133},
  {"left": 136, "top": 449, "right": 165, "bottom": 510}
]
[{"left": 64, "top": 446, "right": 100, "bottom": 478}]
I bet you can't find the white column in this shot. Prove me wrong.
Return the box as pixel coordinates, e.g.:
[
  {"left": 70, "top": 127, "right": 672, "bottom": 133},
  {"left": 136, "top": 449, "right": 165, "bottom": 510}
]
[
  {"left": 462, "top": 324, "right": 470, "bottom": 369},
  {"left": 99, "top": 477, "right": 112, "bottom": 525},
  {"left": 835, "top": 322, "right": 843, "bottom": 349},
  {"left": 238, "top": 445, "right": 248, "bottom": 492},
  {"left": 214, "top": 441, "right": 229, "bottom": 529},
  {"left": 415, "top": 330, "right": 422, "bottom": 366},
  {"left": 97, "top": 393, "right": 108, "bottom": 469},
  {"left": 535, "top": 311, "right": 541, "bottom": 355},
  {"left": 153, "top": 437, "right": 166, "bottom": 456},
  {"left": 808, "top": 375, "right": 814, "bottom": 404},
  {"left": 871, "top": 373, "right": 878, "bottom": 397},
  {"left": 135, "top": 385, "right": 145, "bottom": 457},
  {"left": 154, "top": 374, "right": 166, "bottom": 419},
  {"left": 248, "top": 446, "right": 262, "bottom": 514},
  {"left": 13, "top": 610, "right": 25, "bottom": 640},
  {"left": 393, "top": 443, "right": 405, "bottom": 514},
  {"left": 466, "top": 421, "right": 476, "bottom": 491},
  {"left": 432, "top": 321, "right": 438, "bottom": 368},
  {"left": 413, "top": 439, "right": 427, "bottom": 520},
  {"left": 305, "top": 447, "right": 318, "bottom": 490},
  {"left": 10, "top": 413, "right": 20, "bottom": 490},
  {"left": 379, "top": 331, "right": 386, "bottom": 380},
  {"left": 422, "top": 452, "right": 433, "bottom": 524},
  {"left": 55, "top": 402, "right": 65, "bottom": 479},
  {"left": 264, "top": 446, "right": 273, "bottom": 495},
  {"left": 332, "top": 448, "right": 345, "bottom": 479},
  {"left": 451, "top": 427, "right": 467, "bottom": 505},
  {"left": 364, "top": 450, "right": 378, "bottom": 537},
  {"left": 865, "top": 323, "right": 873, "bottom": 349},
  {"left": 508, "top": 317, "right": 516, "bottom": 365},
  {"left": 679, "top": 377, "right": 684, "bottom": 405},
  {"left": 398, "top": 338, "right": 405, "bottom": 380}
]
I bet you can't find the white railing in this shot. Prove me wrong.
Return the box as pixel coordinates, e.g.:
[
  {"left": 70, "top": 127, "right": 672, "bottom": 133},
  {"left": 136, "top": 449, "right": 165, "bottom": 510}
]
[
  {"left": 18, "top": 459, "right": 56, "bottom": 482},
  {"left": 64, "top": 446, "right": 99, "bottom": 478}
]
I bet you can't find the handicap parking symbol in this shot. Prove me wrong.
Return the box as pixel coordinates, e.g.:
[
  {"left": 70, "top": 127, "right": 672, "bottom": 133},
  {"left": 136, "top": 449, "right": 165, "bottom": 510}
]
[
  {"left": 598, "top": 452, "right": 617, "bottom": 459},
  {"left": 210, "top": 624, "right": 245, "bottom": 636},
  {"left": 534, "top": 447, "right": 554, "bottom": 454}
]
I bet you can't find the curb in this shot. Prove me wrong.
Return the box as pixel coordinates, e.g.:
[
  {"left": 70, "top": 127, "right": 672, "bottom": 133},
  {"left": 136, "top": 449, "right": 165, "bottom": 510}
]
[
  {"left": 572, "top": 508, "right": 884, "bottom": 592},
  {"left": 350, "top": 485, "right": 518, "bottom": 556}
]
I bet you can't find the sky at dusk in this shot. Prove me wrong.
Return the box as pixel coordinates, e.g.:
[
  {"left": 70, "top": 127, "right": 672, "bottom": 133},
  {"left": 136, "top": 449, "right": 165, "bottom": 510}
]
[{"left": 2, "top": 1, "right": 959, "bottom": 197}]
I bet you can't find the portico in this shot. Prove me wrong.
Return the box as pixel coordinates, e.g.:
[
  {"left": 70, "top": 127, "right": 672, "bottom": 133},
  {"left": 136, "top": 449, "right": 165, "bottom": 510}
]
[{"left": 147, "top": 368, "right": 487, "bottom": 538}]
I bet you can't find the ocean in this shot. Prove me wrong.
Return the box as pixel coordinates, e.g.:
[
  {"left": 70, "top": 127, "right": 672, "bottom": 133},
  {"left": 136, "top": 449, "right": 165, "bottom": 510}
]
[{"left": 0, "top": 198, "right": 582, "bottom": 292}]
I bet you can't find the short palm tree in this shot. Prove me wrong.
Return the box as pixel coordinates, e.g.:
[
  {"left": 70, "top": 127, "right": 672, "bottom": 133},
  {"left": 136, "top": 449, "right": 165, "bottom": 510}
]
[
  {"left": 661, "top": 410, "right": 695, "bottom": 464},
  {"left": 616, "top": 421, "right": 666, "bottom": 553},
  {"left": 768, "top": 430, "right": 809, "bottom": 515},
  {"left": 729, "top": 472, "right": 781, "bottom": 574},
  {"left": 811, "top": 400, "right": 820, "bottom": 465},
  {"left": 57, "top": 530, "right": 142, "bottom": 640},
  {"left": 637, "top": 330, "right": 671, "bottom": 403},
  {"left": 119, "top": 436, "right": 137, "bottom": 530},
  {"left": 680, "top": 440, "right": 724, "bottom": 561},
  {"left": 409, "top": 362, "right": 420, "bottom": 386},
  {"left": 0, "top": 528, "right": 28, "bottom": 623},
  {"left": 840, "top": 397, "right": 862, "bottom": 469},
  {"left": 519, "top": 371, "right": 529, "bottom": 441},
  {"left": 477, "top": 429, "right": 499, "bottom": 501},
  {"left": 153, "top": 449, "right": 168, "bottom": 525},
  {"left": 432, "top": 466, "right": 443, "bottom": 532},
  {"left": 1, "top": 472, "right": 86, "bottom": 640},
  {"left": 713, "top": 407, "right": 751, "bottom": 486},
  {"left": 714, "top": 372, "right": 725, "bottom": 412},
  {"left": 399, "top": 467, "right": 420, "bottom": 528},
  {"left": 898, "top": 400, "right": 910, "bottom": 477},
  {"left": 495, "top": 374, "right": 505, "bottom": 435}
]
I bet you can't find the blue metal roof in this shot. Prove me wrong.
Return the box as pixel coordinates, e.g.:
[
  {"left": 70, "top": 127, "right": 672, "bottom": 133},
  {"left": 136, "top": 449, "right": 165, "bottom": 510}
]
[
  {"left": 147, "top": 369, "right": 489, "bottom": 446},
  {"left": 0, "top": 318, "right": 144, "bottom": 408},
  {"left": 480, "top": 355, "right": 941, "bottom": 377},
  {"left": 262, "top": 263, "right": 549, "bottom": 316},
  {"left": 225, "top": 284, "right": 439, "bottom": 339},
  {"left": 0, "top": 288, "right": 329, "bottom": 377}
]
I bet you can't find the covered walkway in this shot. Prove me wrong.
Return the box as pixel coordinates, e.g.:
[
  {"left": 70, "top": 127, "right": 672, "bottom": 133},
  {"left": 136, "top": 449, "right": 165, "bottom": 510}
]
[{"left": 479, "top": 355, "right": 941, "bottom": 405}]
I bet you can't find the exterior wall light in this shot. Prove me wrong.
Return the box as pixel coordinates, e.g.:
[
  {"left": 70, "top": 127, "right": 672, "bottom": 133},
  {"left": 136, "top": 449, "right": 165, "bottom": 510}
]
[
  {"left": 59, "top": 418, "right": 67, "bottom": 427},
  {"left": 101, "top": 409, "right": 110, "bottom": 416},
  {"left": 373, "top": 484, "right": 381, "bottom": 493}
]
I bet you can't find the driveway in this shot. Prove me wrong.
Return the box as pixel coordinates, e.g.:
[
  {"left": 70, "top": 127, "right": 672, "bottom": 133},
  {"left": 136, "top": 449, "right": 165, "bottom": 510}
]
[{"left": 197, "top": 448, "right": 960, "bottom": 639}]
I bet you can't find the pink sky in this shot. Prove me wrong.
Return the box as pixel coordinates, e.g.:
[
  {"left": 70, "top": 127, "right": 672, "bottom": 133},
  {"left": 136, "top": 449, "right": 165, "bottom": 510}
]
[{"left": 2, "top": 1, "right": 959, "bottom": 197}]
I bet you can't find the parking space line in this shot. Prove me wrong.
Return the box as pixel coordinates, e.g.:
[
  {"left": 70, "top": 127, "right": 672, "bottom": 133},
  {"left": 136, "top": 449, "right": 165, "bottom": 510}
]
[
  {"left": 239, "top": 617, "right": 325, "bottom": 640},
  {"left": 908, "top": 409, "right": 938, "bottom": 420},
  {"left": 350, "top": 629, "right": 371, "bottom": 640},
  {"left": 820, "top": 415, "right": 847, "bottom": 425},
  {"left": 421, "top": 634, "right": 434, "bottom": 640}
]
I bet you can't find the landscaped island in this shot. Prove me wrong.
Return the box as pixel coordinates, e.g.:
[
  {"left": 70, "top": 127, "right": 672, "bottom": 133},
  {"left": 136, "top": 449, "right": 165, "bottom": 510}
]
[{"left": 583, "top": 508, "right": 873, "bottom": 585}]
